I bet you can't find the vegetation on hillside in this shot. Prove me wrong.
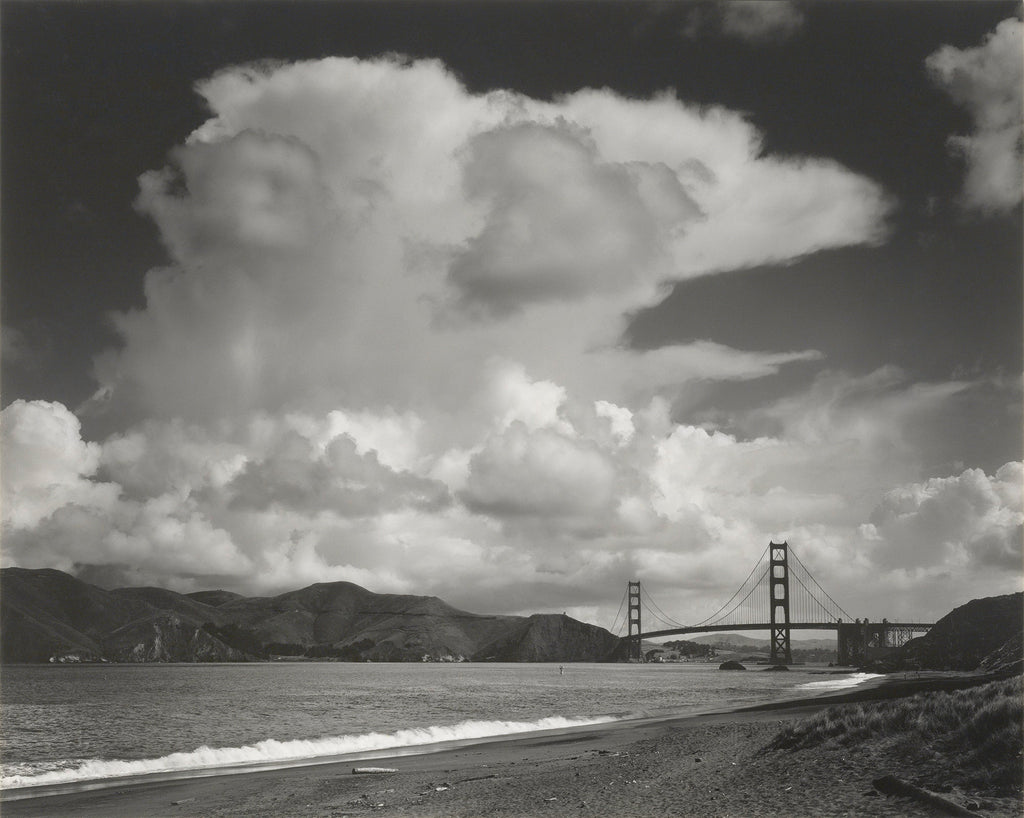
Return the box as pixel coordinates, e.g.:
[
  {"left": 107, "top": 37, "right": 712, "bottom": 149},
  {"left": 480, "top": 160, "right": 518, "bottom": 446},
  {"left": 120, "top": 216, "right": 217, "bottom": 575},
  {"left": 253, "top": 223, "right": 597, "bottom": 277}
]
[{"left": 767, "top": 675, "right": 1023, "bottom": 795}]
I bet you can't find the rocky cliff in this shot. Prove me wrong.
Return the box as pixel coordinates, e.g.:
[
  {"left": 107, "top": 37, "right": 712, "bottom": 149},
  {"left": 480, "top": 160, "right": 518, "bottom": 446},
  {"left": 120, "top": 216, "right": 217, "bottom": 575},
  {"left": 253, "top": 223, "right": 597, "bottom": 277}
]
[
  {"left": 0, "top": 567, "right": 620, "bottom": 663},
  {"left": 102, "top": 613, "right": 251, "bottom": 662}
]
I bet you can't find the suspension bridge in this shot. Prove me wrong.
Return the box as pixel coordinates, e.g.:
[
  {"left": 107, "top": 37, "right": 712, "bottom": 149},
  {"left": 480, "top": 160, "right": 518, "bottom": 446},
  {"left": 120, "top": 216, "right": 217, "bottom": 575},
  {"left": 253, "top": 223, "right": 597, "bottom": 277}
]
[{"left": 612, "top": 541, "right": 933, "bottom": 665}]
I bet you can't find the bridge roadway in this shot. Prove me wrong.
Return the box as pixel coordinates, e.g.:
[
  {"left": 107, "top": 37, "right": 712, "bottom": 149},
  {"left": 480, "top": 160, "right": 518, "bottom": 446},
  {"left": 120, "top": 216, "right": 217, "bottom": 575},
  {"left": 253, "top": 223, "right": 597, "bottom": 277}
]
[{"left": 638, "top": 622, "right": 935, "bottom": 640}]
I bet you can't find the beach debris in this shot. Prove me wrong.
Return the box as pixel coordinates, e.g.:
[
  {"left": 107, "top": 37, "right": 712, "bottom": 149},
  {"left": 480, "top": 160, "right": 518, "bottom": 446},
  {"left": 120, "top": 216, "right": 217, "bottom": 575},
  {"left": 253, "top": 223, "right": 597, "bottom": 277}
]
[
  {"left": 544, "top": 796, "right": 558, "bottom": 801},
  {"left": 171, "top": 798, "right": 195, "bottom": 806},
  {"left": 872, "top": 775, "right": 981, "bottom": 817},
  {"left": 434, "top": 785, "right": 450, "bottom": 792},
  {"left": 352, "top": 767, "right": 398, "bottom": 774}
]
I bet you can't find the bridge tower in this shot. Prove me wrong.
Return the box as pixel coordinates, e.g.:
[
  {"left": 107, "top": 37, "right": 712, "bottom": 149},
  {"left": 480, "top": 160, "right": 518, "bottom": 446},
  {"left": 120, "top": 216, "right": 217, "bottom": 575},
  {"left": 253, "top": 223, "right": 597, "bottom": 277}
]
[
  {"left": 769, "top": 541, "right": 792, "bottom": 665},
  {"left": 627, "top": 581, "right": 642, "bottom": 661}
]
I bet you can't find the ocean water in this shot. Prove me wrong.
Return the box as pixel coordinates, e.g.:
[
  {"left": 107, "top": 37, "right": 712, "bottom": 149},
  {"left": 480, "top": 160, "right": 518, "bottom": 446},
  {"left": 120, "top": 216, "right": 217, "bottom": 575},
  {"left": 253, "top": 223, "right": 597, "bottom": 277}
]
[{"left": 0, "top": 662, "right": 877, "bottom": 792}]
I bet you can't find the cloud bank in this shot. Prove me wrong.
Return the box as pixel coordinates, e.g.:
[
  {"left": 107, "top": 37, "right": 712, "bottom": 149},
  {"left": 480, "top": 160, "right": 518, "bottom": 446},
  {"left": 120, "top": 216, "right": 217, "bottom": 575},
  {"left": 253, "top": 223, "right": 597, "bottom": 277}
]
[
  {"left": 927, "top": 17, "right": 1024, "bottom": 214},
  {"left": 3, "top": 56, "right": 1018, "bottom": 624}
]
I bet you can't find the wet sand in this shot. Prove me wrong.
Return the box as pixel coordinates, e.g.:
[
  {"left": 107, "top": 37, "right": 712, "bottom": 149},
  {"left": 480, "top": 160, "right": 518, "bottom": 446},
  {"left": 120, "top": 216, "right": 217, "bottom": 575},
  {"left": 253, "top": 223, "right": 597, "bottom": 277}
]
[{"left": 4, "top": 673, "right": 1019, "bottom": 818}]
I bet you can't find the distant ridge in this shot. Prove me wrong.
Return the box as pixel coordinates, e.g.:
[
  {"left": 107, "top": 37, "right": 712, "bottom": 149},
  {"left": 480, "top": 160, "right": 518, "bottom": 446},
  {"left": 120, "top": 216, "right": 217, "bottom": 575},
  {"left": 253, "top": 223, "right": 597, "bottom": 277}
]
[
  {"left": 690, "top": 633, "right": 836, "bottom": 650},
  {"left": 0, "top": 567, "right": 621, "bottom": 664}
]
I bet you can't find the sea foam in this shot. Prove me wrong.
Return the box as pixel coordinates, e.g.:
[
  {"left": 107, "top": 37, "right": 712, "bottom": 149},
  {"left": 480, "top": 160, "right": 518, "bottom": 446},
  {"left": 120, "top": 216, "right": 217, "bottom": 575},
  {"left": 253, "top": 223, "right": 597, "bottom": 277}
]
[
  {"left": 795, "top": 672, "right": 883, "bottom": 691},
  {"left": 2, "top": 715, "right": 617, "bottom": 790}
]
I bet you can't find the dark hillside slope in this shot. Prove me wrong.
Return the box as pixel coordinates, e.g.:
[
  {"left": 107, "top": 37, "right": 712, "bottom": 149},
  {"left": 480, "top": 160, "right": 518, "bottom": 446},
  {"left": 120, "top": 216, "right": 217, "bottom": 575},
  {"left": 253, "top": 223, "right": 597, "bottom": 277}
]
[
  {"left": 2, "top": 568, "right": 152, "bottom": 639},
  {"left": 111, "top": 586, "right": 228, "bottom": 627},
  {"left": 896, "top": 592, "right": 1023, "bottom": 671},
  {"left": 1, "top": 568, "right": 149, "bottom": 662},
  {"left": 0, "top": 604, "right": 104, "bottom": 663},
  {"left": 474, "top": 614, "right": 621, "bottom": 662},
  {"left": 0, "top": 569, "right": 245, "bottom": 663},
  {"left": 217, "top": 582, "right": 522, "bottom": 660}
]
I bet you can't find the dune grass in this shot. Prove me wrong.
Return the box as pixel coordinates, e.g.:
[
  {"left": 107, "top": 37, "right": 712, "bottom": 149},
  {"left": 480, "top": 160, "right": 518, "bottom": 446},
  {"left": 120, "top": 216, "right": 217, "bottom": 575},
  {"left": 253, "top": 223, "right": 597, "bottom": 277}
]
[{"left": 767, "top": 675, "right": 1023, "bottom": 794}]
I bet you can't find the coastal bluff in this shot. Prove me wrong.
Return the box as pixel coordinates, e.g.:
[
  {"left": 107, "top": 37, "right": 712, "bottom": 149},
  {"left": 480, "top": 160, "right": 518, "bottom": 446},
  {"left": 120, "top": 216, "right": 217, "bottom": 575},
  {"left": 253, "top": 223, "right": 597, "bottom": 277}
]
[
  {"left": 0, "top": 567, "right": 621, "bottom": 664},
  {"left": 867, "top": 591, "right": 1023, "bottom": 674}
]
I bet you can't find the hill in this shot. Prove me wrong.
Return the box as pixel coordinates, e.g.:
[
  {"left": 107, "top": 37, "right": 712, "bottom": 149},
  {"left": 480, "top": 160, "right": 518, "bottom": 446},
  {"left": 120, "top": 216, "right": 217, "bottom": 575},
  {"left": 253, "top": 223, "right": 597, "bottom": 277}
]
[
  {"left": 883, "top": 592, "right": 1023, "bottom": 673},
  {"left": 0, "top": 568, "right": 620, "bottom": 664}
]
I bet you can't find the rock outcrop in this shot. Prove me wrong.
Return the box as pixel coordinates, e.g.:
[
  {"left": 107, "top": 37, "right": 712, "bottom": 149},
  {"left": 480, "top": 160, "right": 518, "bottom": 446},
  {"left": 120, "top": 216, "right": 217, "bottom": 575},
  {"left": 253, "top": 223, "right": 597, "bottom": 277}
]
[{"left": 102, "top": 613, "right": 252, "bottom": 662}]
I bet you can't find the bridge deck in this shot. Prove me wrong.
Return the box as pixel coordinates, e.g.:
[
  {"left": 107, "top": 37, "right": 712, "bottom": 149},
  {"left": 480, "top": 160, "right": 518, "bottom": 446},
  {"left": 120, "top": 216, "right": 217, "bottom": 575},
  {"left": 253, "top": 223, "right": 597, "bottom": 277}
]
[{"left": 638, "top": 622, "right": 934, "bottom": 640}]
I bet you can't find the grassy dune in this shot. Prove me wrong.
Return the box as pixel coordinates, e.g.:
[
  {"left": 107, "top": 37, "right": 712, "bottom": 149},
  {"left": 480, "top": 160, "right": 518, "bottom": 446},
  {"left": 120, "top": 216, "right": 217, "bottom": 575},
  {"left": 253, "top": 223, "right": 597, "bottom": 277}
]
[{"left": 767, "top": 674, "right": 1023, "bottom": 796}]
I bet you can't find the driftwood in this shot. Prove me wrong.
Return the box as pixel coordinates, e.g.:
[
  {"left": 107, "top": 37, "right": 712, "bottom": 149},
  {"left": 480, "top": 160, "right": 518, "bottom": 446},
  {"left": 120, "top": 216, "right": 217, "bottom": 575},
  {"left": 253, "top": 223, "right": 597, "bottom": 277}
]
[
  {"left": 352, "top": 766, "right": 399, "bottom": 774},
  {"left": 872, "top": 775, "right": 979, "bottom": 817}
]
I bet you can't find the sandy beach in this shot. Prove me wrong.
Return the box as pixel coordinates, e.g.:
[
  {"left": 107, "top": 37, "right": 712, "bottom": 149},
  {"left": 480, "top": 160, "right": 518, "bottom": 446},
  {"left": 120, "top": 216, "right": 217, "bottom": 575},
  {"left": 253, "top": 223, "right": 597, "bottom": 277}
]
[{"left": 4, "top": 673, "right": 1019, "bottom": 818}]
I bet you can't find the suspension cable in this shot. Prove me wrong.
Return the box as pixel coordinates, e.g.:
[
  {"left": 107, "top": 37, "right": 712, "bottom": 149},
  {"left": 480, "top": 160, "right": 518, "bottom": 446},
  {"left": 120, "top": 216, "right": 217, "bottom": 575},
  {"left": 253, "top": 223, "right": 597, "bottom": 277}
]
[
  {"left": 789, "top": 548, "right": 852, "bottom": 620},
  {"left": 693, "top": 543, "right": 770, "bottom": 627},
  {"left": 607, "top": 588, "right": 628, "bottom": 636},
  {"left": 639, "top": 590, "right": 685, "bottom": 629},
  {"left": 639, "top": 584, "right": 688, "bottom": 629},
  {"left": 789, "top": 571, "right": 833, "bottom": 622},
  {"left": 703, "top": 565, "right": 769, "bottom": 627}
]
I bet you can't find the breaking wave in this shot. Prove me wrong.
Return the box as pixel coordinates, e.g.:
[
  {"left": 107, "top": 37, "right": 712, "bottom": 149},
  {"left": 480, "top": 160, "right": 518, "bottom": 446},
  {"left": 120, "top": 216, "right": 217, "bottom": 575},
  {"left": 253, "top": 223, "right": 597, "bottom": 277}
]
[
  {"left": 795, "top": 672, "right": 883, "bottom": 691},
  {"left": 2, "top": 715, "right": 617, "bottom": 790}
]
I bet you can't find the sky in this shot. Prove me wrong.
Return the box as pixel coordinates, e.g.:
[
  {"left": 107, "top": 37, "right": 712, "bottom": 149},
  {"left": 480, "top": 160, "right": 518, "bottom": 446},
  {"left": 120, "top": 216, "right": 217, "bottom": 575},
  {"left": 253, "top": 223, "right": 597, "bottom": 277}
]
[{"left": 2, "top": 1, "right": 1022, "bottom": 632}]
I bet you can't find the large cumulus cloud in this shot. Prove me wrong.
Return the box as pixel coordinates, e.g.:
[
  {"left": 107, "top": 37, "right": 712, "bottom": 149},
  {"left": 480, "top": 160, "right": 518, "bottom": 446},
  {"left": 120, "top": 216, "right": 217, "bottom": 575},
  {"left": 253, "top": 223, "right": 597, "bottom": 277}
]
[{"left": 87, "top": 56, "right": 890, "bottom": 428}]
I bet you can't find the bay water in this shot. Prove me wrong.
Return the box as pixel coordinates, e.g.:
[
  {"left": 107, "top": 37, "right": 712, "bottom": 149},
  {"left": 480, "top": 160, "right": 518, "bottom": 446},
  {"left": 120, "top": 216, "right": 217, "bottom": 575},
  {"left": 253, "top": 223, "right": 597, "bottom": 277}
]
[{"left": 1, "top": 662, "right": 876, "bottom": 791}]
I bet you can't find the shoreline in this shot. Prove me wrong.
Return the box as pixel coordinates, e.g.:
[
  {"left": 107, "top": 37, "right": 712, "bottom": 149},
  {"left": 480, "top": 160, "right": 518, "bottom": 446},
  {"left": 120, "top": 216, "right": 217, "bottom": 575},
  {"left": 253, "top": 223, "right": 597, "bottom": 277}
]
[{"left": 4, "top": 670, "right": 1015, "bottom": 818}]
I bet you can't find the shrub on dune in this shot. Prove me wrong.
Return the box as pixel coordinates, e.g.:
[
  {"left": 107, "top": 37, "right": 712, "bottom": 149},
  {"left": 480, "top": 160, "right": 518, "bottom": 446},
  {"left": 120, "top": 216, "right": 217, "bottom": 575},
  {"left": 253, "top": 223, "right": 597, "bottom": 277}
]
[{"left": 766, "top": 676, "right": 1022, "bottom": 794}]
